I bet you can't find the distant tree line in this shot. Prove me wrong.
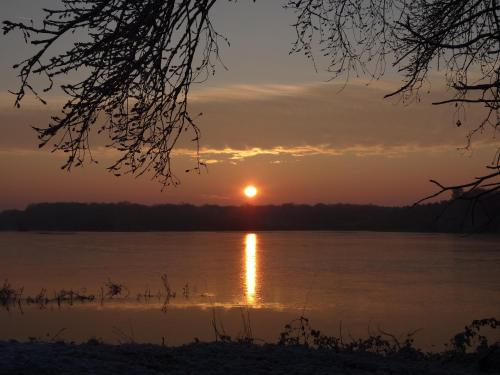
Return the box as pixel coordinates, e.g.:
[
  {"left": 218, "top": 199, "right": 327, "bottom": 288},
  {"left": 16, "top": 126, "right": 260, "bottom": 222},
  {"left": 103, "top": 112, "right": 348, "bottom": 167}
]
[{"left": 1, "top": 197, "right": 500, "bottom": 233}]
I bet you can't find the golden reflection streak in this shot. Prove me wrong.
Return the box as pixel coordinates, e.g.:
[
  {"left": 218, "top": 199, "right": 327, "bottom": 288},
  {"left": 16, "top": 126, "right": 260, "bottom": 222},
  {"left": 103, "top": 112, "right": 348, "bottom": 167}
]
[{"left": 245, "top": 233, "right": 257, "bottom": 305}]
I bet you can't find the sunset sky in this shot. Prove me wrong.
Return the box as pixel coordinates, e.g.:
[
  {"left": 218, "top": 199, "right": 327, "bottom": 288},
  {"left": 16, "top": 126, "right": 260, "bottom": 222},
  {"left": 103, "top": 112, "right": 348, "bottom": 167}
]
[{"left": 0, "top": 0, "right": 498, "bottom": 210}]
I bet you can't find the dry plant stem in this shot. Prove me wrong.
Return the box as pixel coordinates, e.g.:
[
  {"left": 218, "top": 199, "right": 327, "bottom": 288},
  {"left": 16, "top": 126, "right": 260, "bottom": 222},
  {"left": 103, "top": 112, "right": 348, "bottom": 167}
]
[{"left": 1, "top": 279, "right": 499, "bottom": 357}]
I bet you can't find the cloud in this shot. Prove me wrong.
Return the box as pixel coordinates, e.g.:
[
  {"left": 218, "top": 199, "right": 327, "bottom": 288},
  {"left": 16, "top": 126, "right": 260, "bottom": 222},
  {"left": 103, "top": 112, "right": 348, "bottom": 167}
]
[
  {"left": 0, "top": 141, "right": 482, "bottom": 165},
  {"left": 190, "top": 83, "right": 311, "bottom": 102},
  {"left": 2, "top": 79, "right": 497, "bottom": 160},
  {"left": 170, "top": 142, "right": 489, "bottom": 164},
  {"left": 187, "top": 80, "right": 497, "bottom": 152},
  {"left": 189, "top": 78, "right": 410, "bottom": 103}
]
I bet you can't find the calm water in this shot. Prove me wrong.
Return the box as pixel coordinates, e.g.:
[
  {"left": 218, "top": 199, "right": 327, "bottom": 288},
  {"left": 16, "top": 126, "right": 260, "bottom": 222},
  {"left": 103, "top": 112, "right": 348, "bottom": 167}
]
[{"left": 1, "top": 231, "right": 499, "bottom": 348}]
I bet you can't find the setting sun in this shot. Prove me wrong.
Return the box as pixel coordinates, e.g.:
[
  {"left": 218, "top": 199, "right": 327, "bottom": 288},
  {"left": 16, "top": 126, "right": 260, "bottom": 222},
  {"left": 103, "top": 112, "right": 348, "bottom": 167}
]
[{"left": 244, "top": 185, "right": 258, "bottom": 198}]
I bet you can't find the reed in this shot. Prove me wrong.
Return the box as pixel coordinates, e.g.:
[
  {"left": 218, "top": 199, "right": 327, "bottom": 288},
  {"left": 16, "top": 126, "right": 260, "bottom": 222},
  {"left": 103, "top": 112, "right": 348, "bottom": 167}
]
[{"left": 1, "top": 276, "right": 498, "bottom": 370}]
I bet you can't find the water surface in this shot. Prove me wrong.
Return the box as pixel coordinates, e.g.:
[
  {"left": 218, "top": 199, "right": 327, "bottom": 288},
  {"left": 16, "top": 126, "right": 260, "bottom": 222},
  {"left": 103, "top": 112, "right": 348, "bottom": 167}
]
[{"left": 1, "top": 231, "right": 499, "bottom": 348}]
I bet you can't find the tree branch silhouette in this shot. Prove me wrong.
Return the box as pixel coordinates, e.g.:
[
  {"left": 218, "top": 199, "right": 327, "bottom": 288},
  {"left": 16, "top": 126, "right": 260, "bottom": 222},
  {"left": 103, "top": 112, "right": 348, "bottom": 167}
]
[
  {"left": 286, "top": 0, "right": 500, "bottom": 202},
  {"left": 3, "top": 0, "right": 225, "bottom": 185},
  {"left": 3, "top": 0, "right": 500, "bottom": 199}
]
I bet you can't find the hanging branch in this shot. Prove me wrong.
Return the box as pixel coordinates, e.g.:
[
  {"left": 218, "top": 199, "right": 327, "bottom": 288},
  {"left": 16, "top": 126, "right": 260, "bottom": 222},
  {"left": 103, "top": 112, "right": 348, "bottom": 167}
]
[
  {"left": 3, "top": 0, "right": 225, "bottom": 185},
  {"left": 3, "top": 0, "right": 500, "bottom": 199},
  {"left": 286, "top": 0, "right": 500, "bottom": 202}
]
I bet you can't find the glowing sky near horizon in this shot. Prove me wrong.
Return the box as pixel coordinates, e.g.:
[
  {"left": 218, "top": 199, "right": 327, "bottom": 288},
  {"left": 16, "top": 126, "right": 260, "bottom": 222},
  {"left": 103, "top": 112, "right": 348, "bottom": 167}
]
[{"left": 0, "top": 1, "right": 498, "bottom": 210}]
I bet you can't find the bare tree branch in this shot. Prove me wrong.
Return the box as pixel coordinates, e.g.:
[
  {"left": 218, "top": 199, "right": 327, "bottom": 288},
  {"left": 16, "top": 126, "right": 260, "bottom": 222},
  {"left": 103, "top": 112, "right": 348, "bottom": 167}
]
[
  {"left": 3, "top": 0, "right": 500, "bottom": 203},
  {"left": 3, "top": 0, "right": 225, "bottom": 185},
  {"left": 286, "top": 0, "right": 500, "bottom": 204}
]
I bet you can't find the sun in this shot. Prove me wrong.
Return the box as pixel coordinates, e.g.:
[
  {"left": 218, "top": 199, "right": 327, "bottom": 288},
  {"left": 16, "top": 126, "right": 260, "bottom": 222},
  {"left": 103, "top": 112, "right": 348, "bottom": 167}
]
[{"left": 244, "top": 185, "right": 258, "bottom": 198}]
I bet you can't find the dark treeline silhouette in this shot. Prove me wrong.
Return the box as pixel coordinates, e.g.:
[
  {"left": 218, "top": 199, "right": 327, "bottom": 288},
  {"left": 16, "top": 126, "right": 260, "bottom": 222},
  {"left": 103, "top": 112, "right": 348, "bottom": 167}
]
[{"left": 1, "top": 197, "right": 500, "bottom": 233}]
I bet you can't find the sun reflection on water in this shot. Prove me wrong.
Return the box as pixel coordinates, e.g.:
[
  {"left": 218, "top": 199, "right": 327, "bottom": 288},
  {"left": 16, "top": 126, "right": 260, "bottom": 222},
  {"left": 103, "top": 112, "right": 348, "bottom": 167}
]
[{"left": 245, "top": 233, "right": 257, "bottom": 305}]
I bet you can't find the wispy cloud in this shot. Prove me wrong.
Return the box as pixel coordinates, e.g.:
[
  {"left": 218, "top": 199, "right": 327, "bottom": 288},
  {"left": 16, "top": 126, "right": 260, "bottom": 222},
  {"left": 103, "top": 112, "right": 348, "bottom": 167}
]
[
  {"left": 172, "top": 143, "right": 485, "bottom": 163},
  {"left": 2, "top": 79, "right": 496, "bottom": 163},
  {"left": 190, "top": 84, "right": 311, "bottom": 102},
  {"left": 1, "top": 140, "right": 492, "bottom": 162},
  {"left": 189, "top": 79, "right": 403, "bottom": 103}
]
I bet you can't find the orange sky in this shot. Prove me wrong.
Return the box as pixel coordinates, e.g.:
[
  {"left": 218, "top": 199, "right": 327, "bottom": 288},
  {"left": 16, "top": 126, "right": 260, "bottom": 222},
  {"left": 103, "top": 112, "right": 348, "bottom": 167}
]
[{"left": 0, "top": 1, "right": 498, "bottom": 210}]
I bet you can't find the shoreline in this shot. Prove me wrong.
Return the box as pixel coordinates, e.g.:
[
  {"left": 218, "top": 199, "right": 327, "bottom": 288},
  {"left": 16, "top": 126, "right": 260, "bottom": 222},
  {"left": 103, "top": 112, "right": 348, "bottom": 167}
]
[
  {"left": 1, "top": 340, "right": 498, "bottom": 375},
  {"left": 1, "top": 317, "right": 499, "bottom": 374}
]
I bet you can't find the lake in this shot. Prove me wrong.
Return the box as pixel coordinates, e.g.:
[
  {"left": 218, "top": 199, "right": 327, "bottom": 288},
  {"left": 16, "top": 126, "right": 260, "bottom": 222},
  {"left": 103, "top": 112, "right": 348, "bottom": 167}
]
[{"left": 1, "top": 231, "right": 499, "bottom": 349}]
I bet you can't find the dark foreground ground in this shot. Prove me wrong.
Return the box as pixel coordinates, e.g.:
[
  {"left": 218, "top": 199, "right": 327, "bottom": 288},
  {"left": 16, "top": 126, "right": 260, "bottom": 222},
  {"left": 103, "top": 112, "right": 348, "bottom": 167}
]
[{"left": 1, "top": 341, "right": 499, "bottom": 375}]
